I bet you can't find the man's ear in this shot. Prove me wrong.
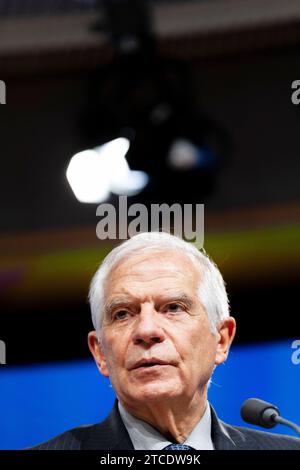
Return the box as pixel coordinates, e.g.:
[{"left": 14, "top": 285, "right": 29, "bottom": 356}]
[
  {"left": 214, "top": 317, "right": 236, "bottom": 366},
  {"left": 88, "top": 331, "right": 109, "bottom": 377}
]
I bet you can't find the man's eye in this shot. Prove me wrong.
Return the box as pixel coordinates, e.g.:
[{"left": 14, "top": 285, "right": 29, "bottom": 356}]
[
  {"left": 113, "top": 310, "right": 129, "bottom": 321},
  {"left": 165, "top": 303, "right": 184, "bottom": 313}
]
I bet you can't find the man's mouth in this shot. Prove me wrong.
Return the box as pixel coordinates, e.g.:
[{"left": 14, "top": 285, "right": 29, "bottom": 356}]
[
  {"left": 130, "top": 358, "right": 171, "bottom": 370},
  {"left": 138, "top": 362, "right": 163, "bottom": 368}
]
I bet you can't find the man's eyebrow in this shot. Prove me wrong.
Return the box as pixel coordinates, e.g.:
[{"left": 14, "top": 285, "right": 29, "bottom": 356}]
[
  {"left": 104, "top": 297, "right": 134, "bottom": 315},
  {"left": 104, "top": 292, "right": 195, "bottom": 316},
  {"left": 159, "top": 293, "right": 194, "bottom": 309}
]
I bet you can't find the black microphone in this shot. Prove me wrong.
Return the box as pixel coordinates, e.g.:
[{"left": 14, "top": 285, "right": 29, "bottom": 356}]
[{"left": 241, "top": 398, "right": 300, "bottom": 437}]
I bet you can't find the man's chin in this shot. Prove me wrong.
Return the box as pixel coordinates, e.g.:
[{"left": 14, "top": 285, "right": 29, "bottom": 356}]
[{"left": 128, "top": 383, "right": 182, "bottom": 403}]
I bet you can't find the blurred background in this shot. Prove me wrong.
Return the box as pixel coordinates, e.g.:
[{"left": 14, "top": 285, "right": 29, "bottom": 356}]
[{"left": 0, "top": 0, "right": 299, "bottom": 449}]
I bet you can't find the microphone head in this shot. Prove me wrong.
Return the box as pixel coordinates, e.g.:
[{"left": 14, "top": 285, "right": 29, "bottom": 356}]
[{"left": 241, "top": 398, "right": 280, "bottom": 429}]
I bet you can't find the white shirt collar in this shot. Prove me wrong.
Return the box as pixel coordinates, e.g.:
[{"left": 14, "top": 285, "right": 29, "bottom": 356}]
[{"left": 118, "top": 401, "right": 214, "bottom": 450}]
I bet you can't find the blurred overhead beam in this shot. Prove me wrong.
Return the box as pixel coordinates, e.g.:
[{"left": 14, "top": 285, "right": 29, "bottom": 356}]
[{"left": 1, "top": 1, "right": 300, "bottom": 75}]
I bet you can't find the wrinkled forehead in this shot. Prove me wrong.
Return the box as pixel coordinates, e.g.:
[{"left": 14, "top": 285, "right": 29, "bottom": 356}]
[{"left": 104, "top": 248, "right": 202, "bottom": 299}]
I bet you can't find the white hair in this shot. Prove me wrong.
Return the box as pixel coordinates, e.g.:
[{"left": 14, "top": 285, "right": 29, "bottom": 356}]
[{"left": 88, "top": 232, "right": 230, "bottom": 335}]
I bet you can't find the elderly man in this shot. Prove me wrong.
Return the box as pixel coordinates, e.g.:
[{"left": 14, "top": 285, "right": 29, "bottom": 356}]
[{"left": 33, "top": 232, "right": 300, "bottom": 450}]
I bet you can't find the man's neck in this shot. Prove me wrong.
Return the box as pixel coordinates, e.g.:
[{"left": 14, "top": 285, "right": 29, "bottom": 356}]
[{"left": 119, "top": 389, "right": 207, "bottom": 443}]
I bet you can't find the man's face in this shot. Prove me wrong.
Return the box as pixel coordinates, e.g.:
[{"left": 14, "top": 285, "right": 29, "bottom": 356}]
[{"left": 89, "top": 250, "right": 233, "bottom": 408}]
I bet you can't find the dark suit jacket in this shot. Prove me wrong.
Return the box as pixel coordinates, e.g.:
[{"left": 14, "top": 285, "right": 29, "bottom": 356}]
[{"left": 30, "top": 400, "right": 300, "bottom": 450}]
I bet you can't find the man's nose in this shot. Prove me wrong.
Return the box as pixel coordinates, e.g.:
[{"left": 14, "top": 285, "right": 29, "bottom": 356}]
[{"left": 132, "top": 305, "right": 166, "bottom": 346}]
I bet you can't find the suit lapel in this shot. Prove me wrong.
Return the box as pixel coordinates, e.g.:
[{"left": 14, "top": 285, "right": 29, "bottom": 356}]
[
  {"left": 210, "top": 405, "right": 260, "bottom": 450},
  {"left": 210, "top": 405, "right": 238, "bottom": 450},
  {"left": 82, "top": 400, "right": 134, "bottom": 450}
]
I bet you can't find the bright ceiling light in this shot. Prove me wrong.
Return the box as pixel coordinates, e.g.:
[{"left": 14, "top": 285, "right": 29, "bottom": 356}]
[
  {"left": 66, "top": 138, "right": 148, "bottom": 203},
  {"left": 66, "top": 149, "right": 111, "bottom": 203},
  {"left": 110, "top": 169, "right": 149, "bottom": 196}
]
